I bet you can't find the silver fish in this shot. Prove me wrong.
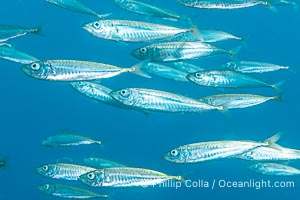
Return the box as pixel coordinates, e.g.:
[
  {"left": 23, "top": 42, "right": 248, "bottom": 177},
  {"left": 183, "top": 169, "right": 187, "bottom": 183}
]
[
  {"left": 141, "top": 62, "right": 189, "bottom": 81},
  {"left": 187, "top": 70, "right": 281, "bottom": 89},
  {"left": 70, "top": 82, "right": 123, "bottom": 108},
  {"left": 110, "top": 88, "right": 223, "bottom": 113},
  {"left": 236, "top": 143, "right": 300, "bottom": 161},
  {"left": 38, "top": 183, "right": 108, "bottom": 199},
  {"left": 114, "top": 0, "right": 182, "bottom": 21},
  {"left": 21, "top": 60, "right": 140, "bottom": 81},
  {"left": 171, "top": 62, "right": 204, "bottom": 73},
  {"left": 222, "top": 61, "right": 289, "bottom": 73},
  {"left": 199, "top": 93, "right": 281, "bottom": 109},
  {"left": 177, "top": 0, "right": 297, "bottom": 9},
  {"left": 0, "top": 24, "right": 41, "bottom": 42},
  {"left": 249, "top": 163, "right": 300, "bottom": 176},
  {"left": 82, "top": 20, "right": 195, "bottom": 42},
  {"left": 0, "top": 156, "right": 8, "bottom": 169},
  {"left": 0, "top": 43, "right": 39, "bottom": 64},
  {"left": 46, "top": 0, "right": 110, "bottom": 18},
  {"left": 83, "top": 157, "right": 126, "bottom": 168},
  {"left": 131, "top": 42, "right": 233, "bottom": 62},
  {"left": 36, "top": 163, "right": 96, "bottom": 180},
  {"left": 168, "top": 30, "right": 242, "bottom": 43},
  {"left": 79, "top": 167, "right": 183, "bottom": 187},
  {"left": 164, "top": 134, "right": 280, "bottom": 163},
  {"left": 43, "top": 133, "right": 102, "bottom": 147}
]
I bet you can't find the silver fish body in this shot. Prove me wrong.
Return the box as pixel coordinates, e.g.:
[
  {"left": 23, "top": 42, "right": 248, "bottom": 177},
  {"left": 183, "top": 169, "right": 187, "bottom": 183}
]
[
  {"left": 187, "top": 70, "right": 277, "bottom": 89},
  {"left": 199, "top": 93, "right": 279, "bottom": 109},
  {"left": 177, "top": 0, "right": 295, "bottom": 9},
  {"left": 164, "top": 141, "right": 268, "bottom": 163},
  {"left": 43, "top": 133, "right": 102, "bottom": 147},
  {"left": 114, "top": 0, "right": 181, "bottom": 21},
  {"left": 38, "top": 183, "right": 108, "bottom": 199},
  {"left": 222, "top": 61, "right": 289, "bottom": 73},
  {"left": 0, "top": 24, "right": 40, "bottom": 42},
  {"left": 237, "top": 146, "right": 300, "bottom": 161},
  {"left": 110, "top": 88, "right": 222, "bottom": 113},
  {"left": 132, "top": 42, "right": 231, "bottom": 62},
  {"left": 250, "top": 163, "right": 300, "bottom": 176},
  {"left": 82, "top": 20, "right": 191, "bottom": 42},
  {"left": 46, "top": 0, "right": 108, "bottom": 18},
  {"left": 83, "top": 157, "right": 126, "bottom": 168},
  {"left": 79, "top": 167, "right": 182, "bottom": 187},
  {"left": 171, "top": 62, "right": 204, "bottom": 73},
  {"left": 141, "top": 62, "right": 189, "bottom": 81},
  {"left": 36, "top": 163, "right": 96, "bottom": 180},
  {"left": 21, "top": 60, "right": 135, "bottom": 81},
  {"left": 70, "top": 82, "right": 123, "bottom": 108},
  {"left": 0, "top": 43, "right": 39, "bottom": 64}
]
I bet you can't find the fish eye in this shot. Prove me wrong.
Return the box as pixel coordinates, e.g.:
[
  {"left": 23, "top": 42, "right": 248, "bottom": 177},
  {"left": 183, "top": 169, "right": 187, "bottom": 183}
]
[
  {"left": 170, "top": 149, "right": 178, "bottom": 156},
  {"left": 93, "top": 22, "right": 101, "bottom": 29},
  {"left": 120, "top": 89, "right": 128, "bottom": 96},
  {"left": 139, "top": 48, "right": 147, "bottom": 54},
  {"left": 42, "top": 165, "right": 48, "bottom": 171},
  {"left": 195, "top": 72, "right": 201, "bottom": 78},
  {"left": 31, "top": 63, "right": 40, "bottom": 71},
  {"left": 44, "top": 184, "right": 50, "bottom": 190},
  {"left": 87, "top": 172, "right": 96, "bottom": 180}
]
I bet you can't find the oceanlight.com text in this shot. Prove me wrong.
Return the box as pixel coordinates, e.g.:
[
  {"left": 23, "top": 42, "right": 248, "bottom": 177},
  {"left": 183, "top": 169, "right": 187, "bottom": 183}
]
[{"left": 146, "top": 179, "right": 295, "bottom": 190}]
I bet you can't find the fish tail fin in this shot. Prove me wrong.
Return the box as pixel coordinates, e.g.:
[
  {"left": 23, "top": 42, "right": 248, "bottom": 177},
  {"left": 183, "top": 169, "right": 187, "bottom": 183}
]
[
  {"left": 229, "top": 45, "right": 242, "bottom": 60},
  {"left": 187, "top": 17, "right": 204, "bottom": 41},
  {"left": 171, "top": 175, "right": 185, "bottom": 182},
  {"left": 271, "top": 80, "right": 285, "bottom": 91},
  {"left": 264, "top": 132, "right": 282, "bottom": 146},
  {"left": 266, "top": 0, "right": 298, "bottom": 10},
  {"left": 97, "top": 13, "right": 112, "bottom": 19},
  {"left": 130, "top": 61, "right": 152, "bottom": 78},
  {"left": 1, "top": 156, "right": 9, "bottom": 169},
  {"left": 273, "top": 91, "right": 287, "bottom": 103},
  {"left": 32, "top": 25, "right": 46, "bottom": 37}
]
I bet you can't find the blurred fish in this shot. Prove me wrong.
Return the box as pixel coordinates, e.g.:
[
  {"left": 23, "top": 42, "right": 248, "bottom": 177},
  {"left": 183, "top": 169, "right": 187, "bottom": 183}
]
[
  {"left": 131, "top": 42, "right": 233, "bottom": 62},
  {"left": 141, "top": 62, "right": 189, "bottom": 81},
  {"left": 82, "top": 20, "right": 199, "bottom": 43},
  {"left": 113, "top": 0, "right": 182, "bottom": 21},
  {"left": 171, "top": 62, "right": 204, "bottom": 73},
  {"left": 79, "top": 167, "right": 183, "bottom": 187},
  {"left": 221, "top": 61, "right": 289, "bottom": 73},
  {"left": 249, "top": 163, "right": 300, "bottom": 176},
  {"left": 46, "top": 0, "right": 110, "bottom": 18},
  {"left": 0, "top": 43, "right": 39, "bottom": 64},
  {"left": 187, "top": 70, "right": 282, "bottom": 89},
  {"left": 199, "top": 93, "right": 282, "bottom": 109},
  {"left": 110, "top": 88, "right": 223, "bottom": 113},
  {"left": 0, "top": 24, "right": 41, "bottom": 42},
  {"left": 164, "top": 133, "right": 280, "bottom": 163},
  {"left": 36, "top": 163, "right": 96, "bottom": 180},
  {"left": 70, "top": 82, "right": 123, "bottom": 108},
  {"left": 0, "top": 156, "right": 8, "bottom": 169},
  {"left": 38, "top": 183, "right": 108, "bottom": 199},
  {"left": 176, "top": 0, "right": 297, "bottom": 9},
  {"left": 43, "top": 132, "right": 102, "bottom": 147},
  {"left": 21, "top": 60, "right": 144, "bottom": 81},
  {"left": 169, "top": 30, "right": 242, "bottom": 43},
  {"left": 83, "top": 157, "right": 126, "bottom": 168},
  {"left": 237, "top": 144, "right": 300, "bottom": 161}
]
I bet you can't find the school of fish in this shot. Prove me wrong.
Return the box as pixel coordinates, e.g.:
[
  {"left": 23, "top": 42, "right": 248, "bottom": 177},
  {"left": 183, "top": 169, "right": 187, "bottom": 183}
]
[{"left": 1, "top": 0, "right": 299, "bottom": 199}]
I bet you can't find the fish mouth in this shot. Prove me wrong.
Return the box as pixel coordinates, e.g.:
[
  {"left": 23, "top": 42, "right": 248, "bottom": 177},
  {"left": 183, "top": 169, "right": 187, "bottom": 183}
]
[{"left": 21, "top": 65, "right": 31, "bottom": 75}]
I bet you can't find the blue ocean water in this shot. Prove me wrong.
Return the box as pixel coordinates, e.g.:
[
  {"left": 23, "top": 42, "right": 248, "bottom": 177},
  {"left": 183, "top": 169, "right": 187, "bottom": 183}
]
[{"left": 0, "top": 0, "right": 299, "bottom": 199}]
